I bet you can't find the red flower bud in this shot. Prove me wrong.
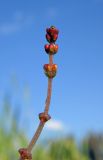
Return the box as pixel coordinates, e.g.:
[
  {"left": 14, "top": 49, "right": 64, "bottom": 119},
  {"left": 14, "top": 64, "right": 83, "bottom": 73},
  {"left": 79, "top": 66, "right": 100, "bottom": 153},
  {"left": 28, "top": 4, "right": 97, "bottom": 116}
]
[
  {"left": 39, "top": 112, "right": 51, "bottom": 123},
  {"left": 49, "top": 44, "right": 58, "bottom": 54},
  {"left": 52, "top": 34, "right": 58, "bottom": 42},
  {"left": 46, "top": 26, "right": 59, "bottom": 35},
  {"left": 43, "top": 64, "right": 49, "bottom": 71},
  {"left": 46, "top": 34, "right": 51, "bottom": 43},
  {"left": 44, "top": 44, "right": 58, "bottom": 55},
  {"left": 46, "top": 26, "right": 59, "bottom": 43},
  {"left": 54, "top": 44, "right": 58, "bottom": 52},
  {"left": 43, "top": 64, "right": 57, "bottom": 78},
  {"left": 44, "top": 44, "right": 49, "bottom": 53},
  {"left": 52, "top": 64, "right": 58, "bottom": 71},
  {"left": 18, "top": 148, "right": 32, "bottom": 160}
]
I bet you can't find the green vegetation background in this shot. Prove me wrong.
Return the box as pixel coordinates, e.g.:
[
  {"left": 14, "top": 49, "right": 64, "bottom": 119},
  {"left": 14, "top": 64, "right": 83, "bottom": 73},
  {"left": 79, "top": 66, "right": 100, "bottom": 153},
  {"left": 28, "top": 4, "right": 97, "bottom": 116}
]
[{"left": 0, "top": 96, "right": 103, "bottom": 160}]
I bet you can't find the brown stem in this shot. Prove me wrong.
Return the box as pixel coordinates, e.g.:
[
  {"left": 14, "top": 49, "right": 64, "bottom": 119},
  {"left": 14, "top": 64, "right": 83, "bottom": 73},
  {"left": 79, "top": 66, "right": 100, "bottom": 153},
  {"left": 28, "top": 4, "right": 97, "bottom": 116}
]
[
  {"left": 27, "top": 121, "right": 45, "bottom": 152},
  {"left": 44, "top": 78, "right": 52, "bottom": 114},
  {"left": 44, "top": 55, "right": 53, "bottom": 114},
  {"left": 27, "top": 55, "right": 53, "bottom": 151},
  {"left": 19, "top": 55, "right": 53, "bottom": 159},
  {"left": 27, "top": 73, "right": 53, "bottom": 152},
  {"left": 49, "top": 55, "right": 53, "bottom": 64}
]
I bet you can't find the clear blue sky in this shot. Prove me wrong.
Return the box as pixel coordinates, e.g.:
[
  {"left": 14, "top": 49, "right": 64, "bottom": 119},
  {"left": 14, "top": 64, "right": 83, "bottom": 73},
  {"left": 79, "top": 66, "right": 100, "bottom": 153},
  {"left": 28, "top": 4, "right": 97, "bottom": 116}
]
[{"left": 0, "top": 0, "right": 103, "bottom": 140}]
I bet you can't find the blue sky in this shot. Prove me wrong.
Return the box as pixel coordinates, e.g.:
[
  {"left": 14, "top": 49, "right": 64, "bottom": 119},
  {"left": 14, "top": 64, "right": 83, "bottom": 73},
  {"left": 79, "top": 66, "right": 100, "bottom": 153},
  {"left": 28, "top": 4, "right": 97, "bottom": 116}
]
[{"left": 0, "top": 0, "right": 103, "bottom": 140}]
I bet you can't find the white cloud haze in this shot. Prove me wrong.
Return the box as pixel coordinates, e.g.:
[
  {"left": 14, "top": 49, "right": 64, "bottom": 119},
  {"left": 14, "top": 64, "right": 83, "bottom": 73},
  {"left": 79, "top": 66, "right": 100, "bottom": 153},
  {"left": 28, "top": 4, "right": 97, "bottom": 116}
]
[{"left": 45, "top": 119, "right": 65, "bottom": 131}]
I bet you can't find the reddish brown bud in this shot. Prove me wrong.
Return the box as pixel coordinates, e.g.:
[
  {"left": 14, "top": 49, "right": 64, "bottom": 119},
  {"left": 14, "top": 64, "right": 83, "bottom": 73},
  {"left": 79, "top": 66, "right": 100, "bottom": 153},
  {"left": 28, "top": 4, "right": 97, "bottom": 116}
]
[
  {"left": 46, "top": 33, "right": 51, "bottom": 43},
  {"left": 52, "top": 34, "right": 58, "bottom": 42},
  {"left": 44, "top": 44, "right": 49, "bottom": 53},
  {"left": 18, "top": 148, "right": 32, "bottom": 160},
  {"left": 43, "top": 64, "right": 57, "bottom": 78},
  {"left": 46, "top": 26, "right": 59, "bottom": 35},
  {"left": 43, "top": 64, "right": 57, "bottom": 72},
  {"left": 44, "top": 44, "right": 58, "bottom": 55},
  {"left": 46, "top": 26, "right": 59, "bottom": 43},
  {"left": 39, "top": 112, "right": 51, "bottom": 122},
  {"left": 49, "top": 43, "right": 58, "bottom": 54}
]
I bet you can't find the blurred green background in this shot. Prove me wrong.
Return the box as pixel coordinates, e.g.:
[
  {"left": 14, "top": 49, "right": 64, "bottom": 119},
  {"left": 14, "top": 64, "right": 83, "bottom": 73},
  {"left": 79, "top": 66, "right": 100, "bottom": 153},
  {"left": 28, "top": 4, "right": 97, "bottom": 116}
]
[{"left": 0, "top": 98, "right": 103, "bottom": 160}]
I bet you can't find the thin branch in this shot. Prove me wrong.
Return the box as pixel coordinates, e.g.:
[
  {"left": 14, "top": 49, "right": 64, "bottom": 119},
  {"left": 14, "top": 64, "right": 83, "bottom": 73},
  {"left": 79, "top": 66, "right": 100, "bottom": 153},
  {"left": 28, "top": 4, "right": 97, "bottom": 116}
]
[
  {"left": 27, "top": 55, "right": 53, "bottom": 152},
  {"left": 44, "top": 78, "right": 52, "bottom": 114},
  {"left": 49, "top": 55, "right": 53, "bottom": 64},
  {"left": 27, "top": 121, "right": 45, "bottom": 152},
  {"left": 19, "top": 76, "right": 53, "bottom": 159},
  {"left": 18, "top": 25, "right": 59, "bottom": 160}
]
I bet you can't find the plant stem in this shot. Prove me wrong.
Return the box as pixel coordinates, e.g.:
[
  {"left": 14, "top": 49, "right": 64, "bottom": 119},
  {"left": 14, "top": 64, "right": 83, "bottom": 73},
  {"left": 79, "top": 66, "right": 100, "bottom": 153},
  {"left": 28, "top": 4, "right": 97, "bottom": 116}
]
[
  {"left": 49, "top": 54, "right": 53, "bottom": 64},
  {"left": 27, "top": 121, "right": 45, "bottom": 152},
  {"left": 19, "top": 55, "right": 53, "bottom": 160},
  {"left": 27, "top": 79, "right": 53, "bottom": 152},
  {"left": 44, "top": 78, "right": 52, "bottom": 114},
  {"left": 28, "top": 55, "right": 53, "bottom": 151}
]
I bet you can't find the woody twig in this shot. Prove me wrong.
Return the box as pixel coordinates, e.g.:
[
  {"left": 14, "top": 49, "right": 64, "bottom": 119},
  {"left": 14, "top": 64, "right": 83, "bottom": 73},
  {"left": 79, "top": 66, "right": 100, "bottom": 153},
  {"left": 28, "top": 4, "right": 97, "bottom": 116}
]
[{"left": 18, "top": 26, "right": 59, "bottom": 160}]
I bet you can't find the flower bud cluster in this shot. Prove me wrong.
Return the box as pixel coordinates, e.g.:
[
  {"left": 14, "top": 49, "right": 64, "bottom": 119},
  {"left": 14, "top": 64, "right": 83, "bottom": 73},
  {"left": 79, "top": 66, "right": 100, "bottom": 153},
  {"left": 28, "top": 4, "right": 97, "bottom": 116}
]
[{"left": 44, "top": 26, "right": 59, "bottom": 78}]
